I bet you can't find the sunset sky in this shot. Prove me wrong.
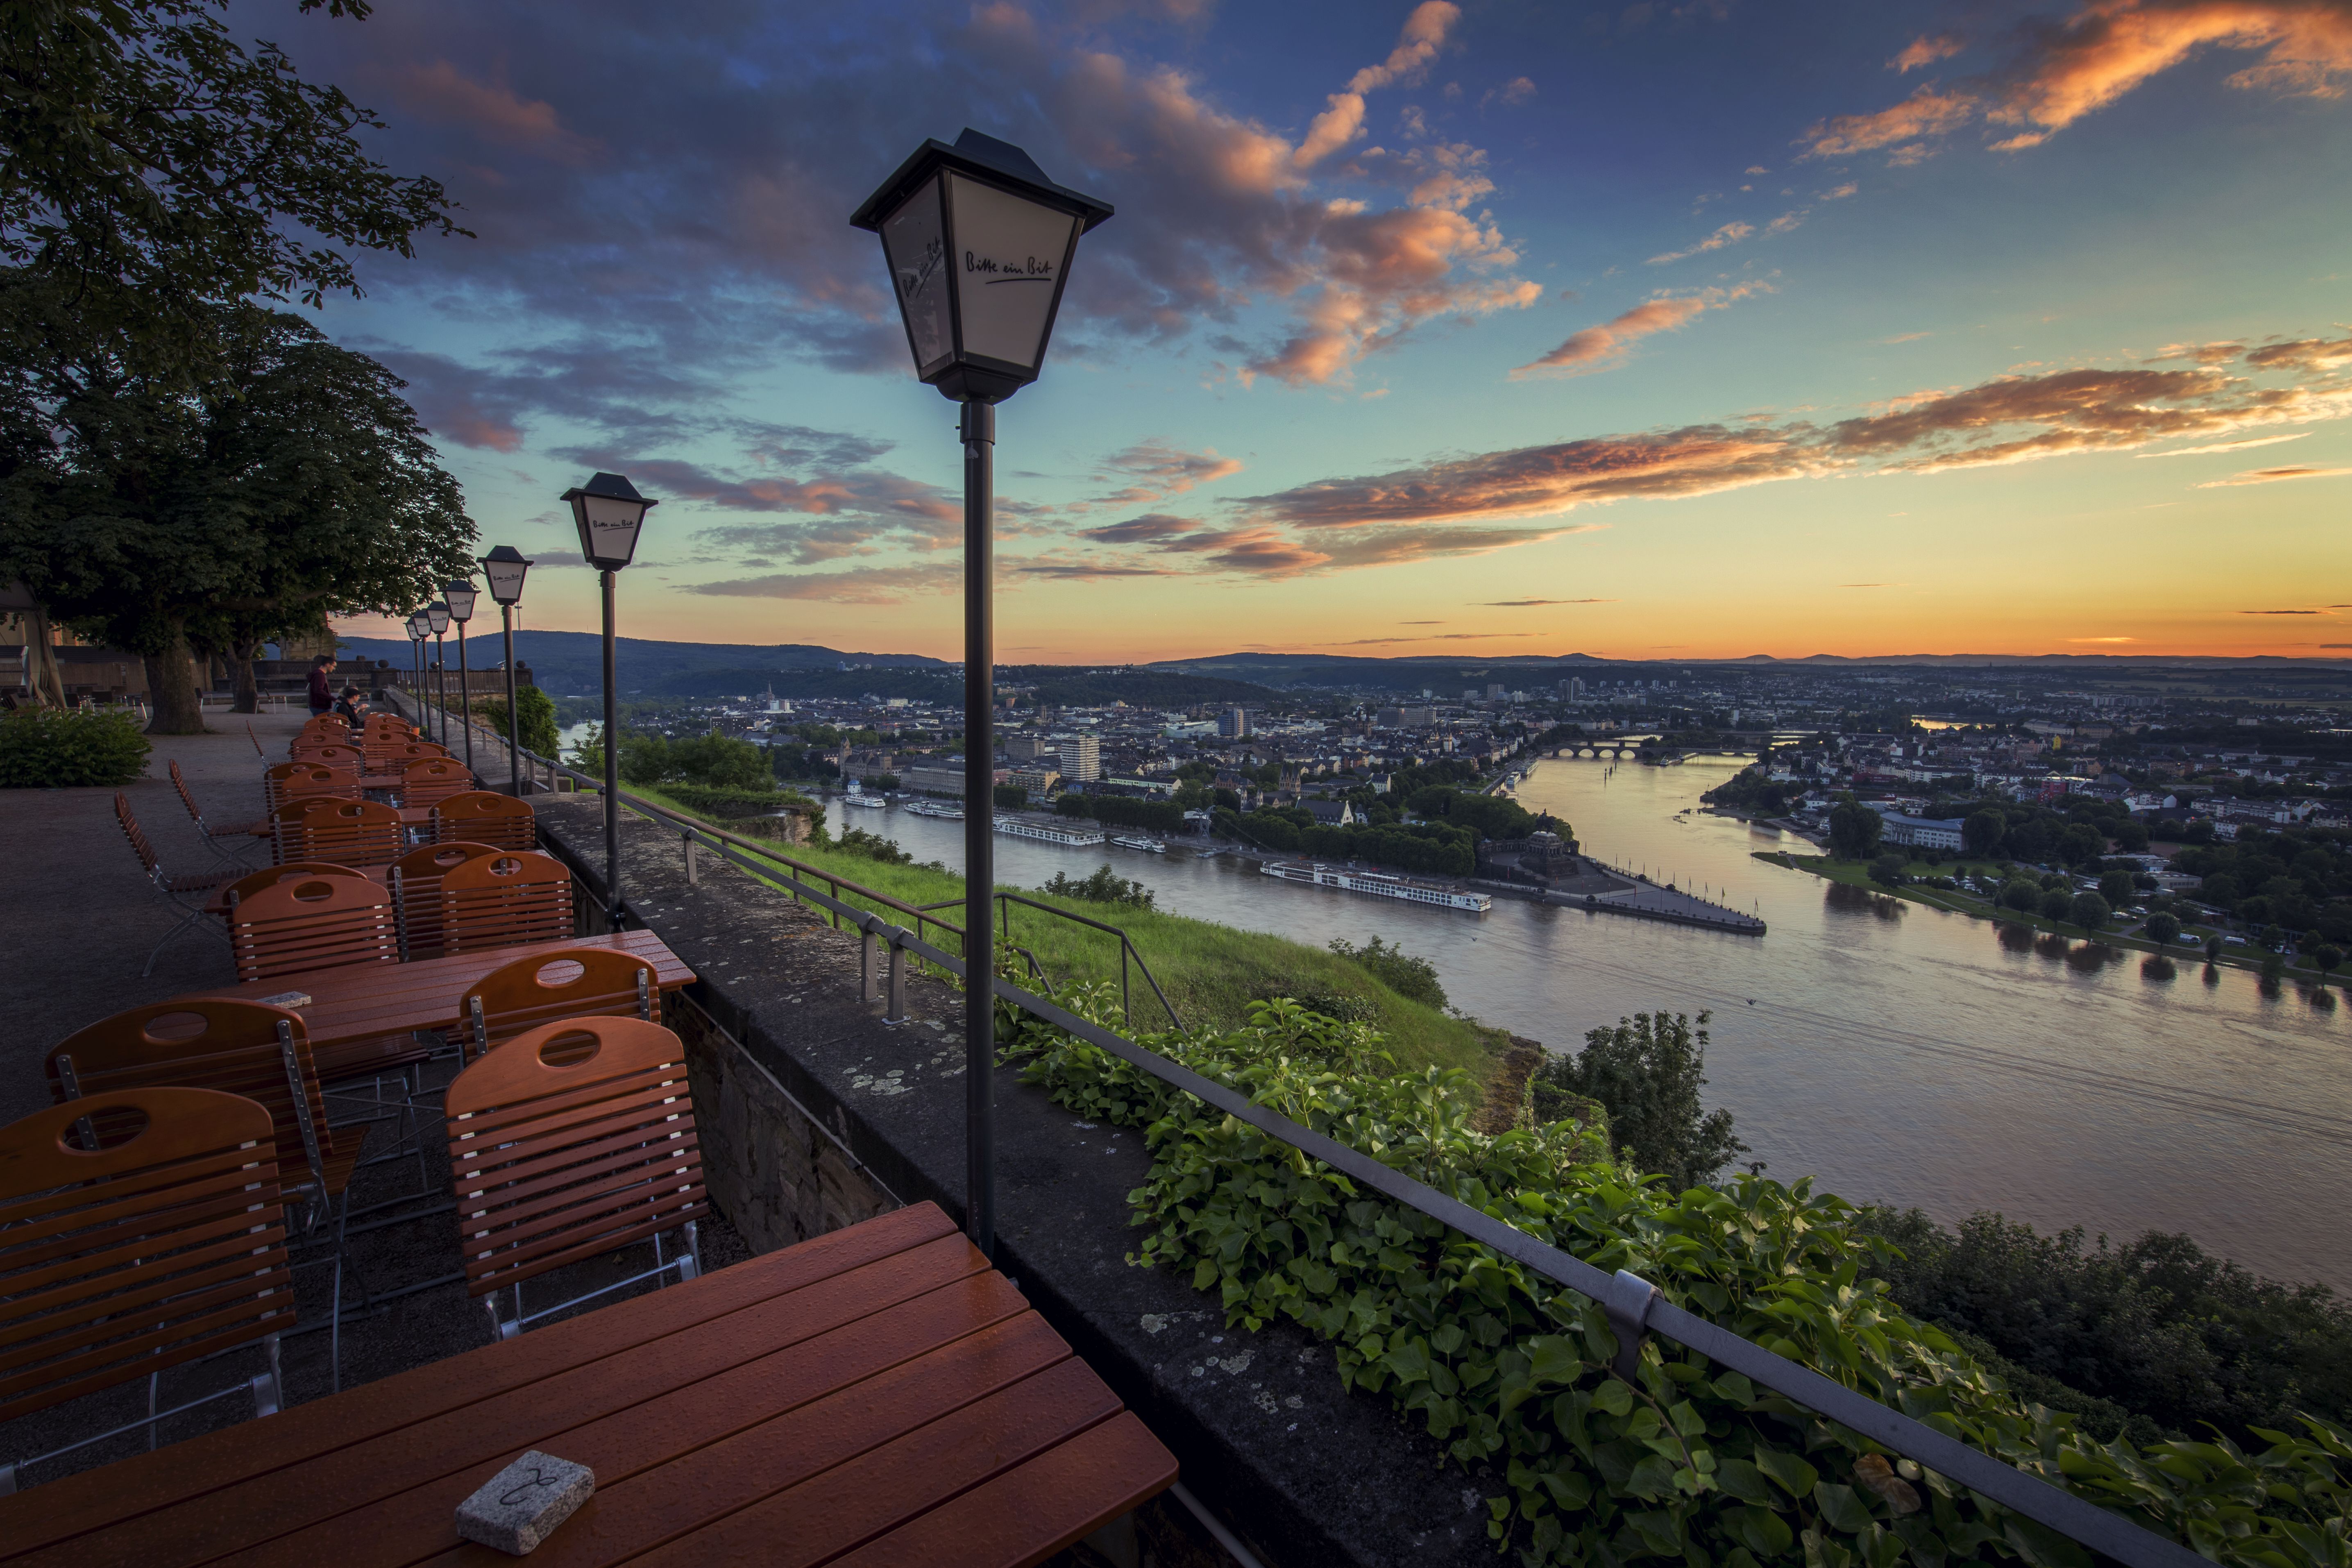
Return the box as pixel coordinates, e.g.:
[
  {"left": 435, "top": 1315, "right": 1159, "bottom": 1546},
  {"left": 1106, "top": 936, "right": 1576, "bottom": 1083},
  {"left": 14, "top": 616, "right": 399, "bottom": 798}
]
[{"left": 277, "top": 0, "right": 2352, "bottom": 663}]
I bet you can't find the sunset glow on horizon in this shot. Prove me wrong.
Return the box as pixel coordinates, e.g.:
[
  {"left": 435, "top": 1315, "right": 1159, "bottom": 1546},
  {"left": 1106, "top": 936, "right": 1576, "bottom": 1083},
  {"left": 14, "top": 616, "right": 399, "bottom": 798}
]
[{"left": 303, "top": 0, "right": 2352, "bottom": 666}]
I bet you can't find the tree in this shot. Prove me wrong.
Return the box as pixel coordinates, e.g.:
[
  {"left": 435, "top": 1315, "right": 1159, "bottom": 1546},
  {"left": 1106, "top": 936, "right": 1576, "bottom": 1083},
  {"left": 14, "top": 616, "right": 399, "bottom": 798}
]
[
  {"left": 1963, "top": 809, "right": 2006, "bottom": 857},
  {"left": 1827, "top": 794, "right": 1883, "bottom": 860},
  {"left": 2314, "top": 945, "right": 2345, "bottom": 989},
  {"left": 1999, "top": 879, "right": 2040, "bottom": 913},
  {"left": 1869, "top": 853, "right": 1907, "bottom": 886},
  {"left": 1, "top": 0, "right": 465, "bottom": 381},
  {"left": 2057, "top": 821, "right": 2107, "bottom": 867},
  {"left": 2038, "top": 887, "right": 2075, "bottom": 921},
  {"left": 2069, "top": 891, "right": 2112, "bottom": 930},
  {"left": 1329, "top": 936, "right": 1446, "bottom": 1010},
  {"left": 2144, "top": 911, "right": 2183, "bottom": 948},
  {"left": 1530, "top": 1012, "right": 1746, "bottom": 1191},
  {"left": 0, "top": 294, "right": 474, "bottom": 730},
  {"left": 2098, "top": 870, "right": 2136, "bottom": 906}
]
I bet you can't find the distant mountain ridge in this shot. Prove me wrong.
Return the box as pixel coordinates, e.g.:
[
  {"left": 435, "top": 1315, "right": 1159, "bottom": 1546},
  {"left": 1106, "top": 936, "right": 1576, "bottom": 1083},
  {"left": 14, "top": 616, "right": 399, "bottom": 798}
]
[{"left": 330, "top": 629, "right": 943, "bottom": 697}]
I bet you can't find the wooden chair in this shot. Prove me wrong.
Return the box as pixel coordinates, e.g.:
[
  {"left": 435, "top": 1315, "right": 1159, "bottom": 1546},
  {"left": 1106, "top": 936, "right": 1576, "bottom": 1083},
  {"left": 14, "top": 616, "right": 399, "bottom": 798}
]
[
  {"left": 445, "top": 1016, "right": 705, "bottom": 1341},
  {"left": 288, "top": 741, "right": 363, "bottom": 772},
  {"left": 169, "top": 758, "right": 268, "bottom": 866},
  {"left": 270, "top": 796, "right": 402, "bottom": 868},
  {"left": 115, "top": 793, "right": 234, "bottom": 977},
  {"left": 43, "top": 1006, "right": 376, "bottom": 1382},
  {"left": 0, "top": 1087, "right": 292, "bottom": 1492},
  {"left": 220, "top": 861, "right": 370, "bottom": 912},
  {"left": 262, "top": 761, "right": 361, "bottom": 814},
  {"left": 440, "top": 851, "right": 574, "bottom": 957},
  {"left": 433, "top": 790, "right": 536, "bottom": 851},
  {"left": 246, "top": 720, "right": 266, "bottom": 758},
  {"left": 229, "top": 874, "right": 399, "bottom": 983},
  {"left": 399, "top": 756, "right": 475, "bottom": 809},
  {"left": 386, "top": 841, "right": 504, "bottom": 960},
  {"left": 453, "top": 947, "right": 660, "bottom": 1064}
]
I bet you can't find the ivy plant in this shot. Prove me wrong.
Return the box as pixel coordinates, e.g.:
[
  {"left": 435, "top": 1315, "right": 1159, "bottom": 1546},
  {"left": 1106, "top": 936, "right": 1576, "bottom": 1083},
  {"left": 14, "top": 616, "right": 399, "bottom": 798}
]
[{"left": 1001, "top": 990, "right": 2352, "bottom": 1567}]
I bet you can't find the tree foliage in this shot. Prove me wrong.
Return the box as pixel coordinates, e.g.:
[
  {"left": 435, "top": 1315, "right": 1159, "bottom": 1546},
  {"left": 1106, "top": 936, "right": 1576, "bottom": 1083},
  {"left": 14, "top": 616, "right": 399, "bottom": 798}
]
[
  {"left": 1531, "top": 1012, "right": 1747, "bottom": 1191},
  {"left": 1041, "top": 863, "right": 1156, "bottom": 909},
  {"left": 0, "top": 288, "right": 474, "bottom": 729},
  {"left": 1827, "top": 795, "right": 1883, "bottom": 861},
  {"left": 0, "top": 0, "right": 464, "bottom": 377},
  {"left": 1329, "top": 934, "right": 1448, "bottom": 1010}
]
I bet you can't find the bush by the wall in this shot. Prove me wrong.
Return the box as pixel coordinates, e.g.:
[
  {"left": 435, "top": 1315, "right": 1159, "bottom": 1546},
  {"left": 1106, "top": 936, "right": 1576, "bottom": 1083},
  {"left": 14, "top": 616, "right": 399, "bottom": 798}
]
[
  {"left": 1002, "top": 990, "right": 2352, "bottom": 1568},
  {"left": 473, "top": 685, "right": 558, "bottom": 758},
  {"left": 0, "top": 708, "right": 152, "bottom": 787}
]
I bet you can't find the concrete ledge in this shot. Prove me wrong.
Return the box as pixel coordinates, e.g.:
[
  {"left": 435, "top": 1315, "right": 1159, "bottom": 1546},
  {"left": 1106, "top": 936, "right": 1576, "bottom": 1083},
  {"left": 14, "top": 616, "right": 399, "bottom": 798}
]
[{"left": 531, "top": 796, "right": 1500, "bottom": 1568}]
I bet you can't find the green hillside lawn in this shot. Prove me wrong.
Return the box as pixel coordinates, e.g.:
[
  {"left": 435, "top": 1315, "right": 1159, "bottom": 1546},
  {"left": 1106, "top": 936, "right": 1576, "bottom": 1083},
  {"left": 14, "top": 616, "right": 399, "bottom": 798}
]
[{"left": 628, "top": 789, "right": 1505, "bottom": 1078}]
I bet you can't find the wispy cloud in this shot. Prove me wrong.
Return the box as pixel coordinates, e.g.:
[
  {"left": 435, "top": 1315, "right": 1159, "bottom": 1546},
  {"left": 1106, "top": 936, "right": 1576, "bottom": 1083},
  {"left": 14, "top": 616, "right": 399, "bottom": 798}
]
[
  {"left": 2196, "top": 464, "right": 2352, "bottom": 487},
  {"left": 1477, "top": 598, "right": 1616, "bottom": 605},
  {"left": 1646, "top": 220, "right": 1754, "bottom": 266},
  {"left": 2137, "top": 431, "right": 2311, "bottom": 456},
  {"left": 1512, "top": 282, "right": 1772, "bottom": 378}
]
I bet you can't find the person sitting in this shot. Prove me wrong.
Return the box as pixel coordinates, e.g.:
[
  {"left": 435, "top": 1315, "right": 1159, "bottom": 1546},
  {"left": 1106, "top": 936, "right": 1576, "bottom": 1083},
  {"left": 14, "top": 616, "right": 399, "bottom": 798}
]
[{"left": 333, "top": 684, "right": 370, "bottom": 725}]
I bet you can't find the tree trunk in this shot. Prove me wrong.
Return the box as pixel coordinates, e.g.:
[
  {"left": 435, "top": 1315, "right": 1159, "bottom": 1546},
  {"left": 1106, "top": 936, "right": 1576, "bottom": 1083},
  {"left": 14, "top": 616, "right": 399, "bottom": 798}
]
[
  {"left": 23, "top": 607, "right": 67, "bottom": 708},
  {"left": 230, "top": 639, "right": 260, "bottom": 714},
  {"left": 143, "top": 621, "right": 205, "bottom": 734}
]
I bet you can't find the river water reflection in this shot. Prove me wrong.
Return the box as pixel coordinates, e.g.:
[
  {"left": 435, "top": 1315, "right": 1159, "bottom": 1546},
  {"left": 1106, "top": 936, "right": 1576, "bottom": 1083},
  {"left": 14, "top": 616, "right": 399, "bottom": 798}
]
[{"left": 817, "top": 758, "right": 2352, "bottom": 1287}]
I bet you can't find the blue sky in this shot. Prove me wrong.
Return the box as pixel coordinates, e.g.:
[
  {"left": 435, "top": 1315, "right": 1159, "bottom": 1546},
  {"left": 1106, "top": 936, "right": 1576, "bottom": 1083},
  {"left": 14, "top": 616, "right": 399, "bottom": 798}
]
[{"left": 264, "top": 0, "right": 2352, "bottom": 660}]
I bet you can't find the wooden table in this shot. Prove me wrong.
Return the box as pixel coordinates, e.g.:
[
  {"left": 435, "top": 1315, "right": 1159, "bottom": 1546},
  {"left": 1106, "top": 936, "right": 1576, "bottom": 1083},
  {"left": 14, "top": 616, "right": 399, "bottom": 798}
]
[
  {"left": 0, "top": 1203, "right": 1176, "bottom": 1568},
  {"left": 185, "top": 930, "right": 695, "bottom": 1079}
]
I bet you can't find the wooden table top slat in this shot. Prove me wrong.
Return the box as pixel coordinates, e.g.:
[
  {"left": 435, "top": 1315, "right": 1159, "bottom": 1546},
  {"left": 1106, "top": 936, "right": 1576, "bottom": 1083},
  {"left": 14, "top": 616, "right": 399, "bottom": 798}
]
[
  {"left": 240, "top": 1272, "right": 1037, "bottom": 1568},
  {"left": 0, "top": 1204, "right": 960, "bottom": 1562},
  {"left": 823, "top": 1413, "right": 1179, "bottom": 1568},
  {"left": 10, "top": 1232, "right": 988, "bottom": 1568},
  {"left": 615, "top": 1357, "right": 1122, "bottom": 1568}
]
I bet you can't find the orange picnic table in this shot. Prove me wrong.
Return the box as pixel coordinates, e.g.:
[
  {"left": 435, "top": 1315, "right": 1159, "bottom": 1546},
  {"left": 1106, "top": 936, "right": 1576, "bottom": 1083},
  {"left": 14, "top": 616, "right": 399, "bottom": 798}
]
[
  {"left": 0, "top": 1203, "right": 1175, "bottom": 1568},
  {"left": 184, "top": 930, "right": 694, "bottom": 1080}
]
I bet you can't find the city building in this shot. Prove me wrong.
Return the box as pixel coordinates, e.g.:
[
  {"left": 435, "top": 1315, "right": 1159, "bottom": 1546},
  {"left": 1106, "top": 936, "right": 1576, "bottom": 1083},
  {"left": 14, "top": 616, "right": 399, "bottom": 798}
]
[
  {"left": 1007, "top": 766, "right": 1061, "bottom": 797},
  {"left": 1005, "top": 734, "right": 1054, "bottom": 762},
  {"left": 1217, "top": 707, "right": 1251, "bottom": 738},
  {"left": 1057, "top": 734, "right": 1101, "bottom": 783},
  {"left": 902, "top": 763, "right": 966, "bottom": 796}
]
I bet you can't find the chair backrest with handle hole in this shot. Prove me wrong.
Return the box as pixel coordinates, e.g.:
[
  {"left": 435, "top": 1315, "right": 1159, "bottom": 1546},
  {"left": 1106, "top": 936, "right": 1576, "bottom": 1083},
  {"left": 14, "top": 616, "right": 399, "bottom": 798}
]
[
  {"left": 0, "top": 1087, "right": 294, "bottom": 1426},
  {"left": 263, "top": 761, "right": 361, "bottom": 814},
  {"left": 44, "top": 1001, "right": 337, "bottom": 1196},
  {"left": 438, "top": 851, "right": 573, "bottom": 957},
  {"left": 270, "top": 796, "right": 401, "bottom": 869},
  {"left": 454, "top": 947, "right": 659, "bottom": 1064},
  {"left": 401, "top": 756, "right": 475, "bottom": 809},
  {"left": 223, "top": 860, "right": 370, "bottom": 913},
  {"left": 386, "top": 840, "right": 503, "bottom": 959},
  {"left": 229, "top": 872, "right": 399, "bottom": 982},
  {"left": 432, "top": 791, "right": 536, "bottom": 851},
  {"left": 288, "top": 741, "right": 362, "bottom": 769},
  {"left": 444, "top": 1016, "right": 706, "bottom": 1301}
]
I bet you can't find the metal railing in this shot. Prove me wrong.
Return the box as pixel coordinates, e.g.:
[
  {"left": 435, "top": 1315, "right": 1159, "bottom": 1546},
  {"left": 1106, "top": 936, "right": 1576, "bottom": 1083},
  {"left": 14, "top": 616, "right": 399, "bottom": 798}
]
[{"left": 461, "top": 712, "right": 2196, "bottom": 1568}]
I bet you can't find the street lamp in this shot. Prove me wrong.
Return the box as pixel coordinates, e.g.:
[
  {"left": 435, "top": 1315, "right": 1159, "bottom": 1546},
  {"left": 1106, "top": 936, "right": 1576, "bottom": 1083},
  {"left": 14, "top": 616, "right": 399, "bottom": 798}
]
[
  {"left": 482, "top": 546, "right": 533, "bottom": 796},
  {"left": 425, "top": 600, "right": 451, "bottom": 746},
  {"left": 404, "top": 611, "right": 429, "bottom": 715},
  {"left": 852, "top": 128, "right": 1112, "bottom": 1262},
  {"left": 560, "top": 472, "right": 658, "bottom": 929},
  {"left": 444, "top": 578, "right": 479, "bottom": 775}
]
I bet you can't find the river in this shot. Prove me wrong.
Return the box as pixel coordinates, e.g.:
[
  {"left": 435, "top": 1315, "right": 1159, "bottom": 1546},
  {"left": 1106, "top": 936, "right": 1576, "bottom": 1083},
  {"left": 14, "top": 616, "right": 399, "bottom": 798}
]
[{"left": 804, "top": 757, "right": 2352, "bottom": 1289}]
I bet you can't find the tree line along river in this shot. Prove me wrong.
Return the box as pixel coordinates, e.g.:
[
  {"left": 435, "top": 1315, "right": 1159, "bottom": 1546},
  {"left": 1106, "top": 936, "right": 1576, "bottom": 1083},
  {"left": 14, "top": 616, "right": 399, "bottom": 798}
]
[{"left": 810, "top": 754, "right": 2352, "bottom": 1290}]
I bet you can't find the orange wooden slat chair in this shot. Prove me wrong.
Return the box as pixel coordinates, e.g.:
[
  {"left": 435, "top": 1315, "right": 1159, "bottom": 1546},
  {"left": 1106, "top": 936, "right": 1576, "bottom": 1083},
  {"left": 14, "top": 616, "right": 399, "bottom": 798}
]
[
  {"left": 288, "top": 741, "right": 363, "bottom": 772},
  {"left": 432, "top": 790, "right": 536, "bottom": 851},
  {"left": 262, "top": 761, "right": 361, "bottom": 814},
  {"left": 116, "top": 793, "right": 235, "bottom": 977},
  {"left": 0, "top": 1086, "right": 293, "bottom": 1493},
  {"left": 386, "top": 840, "right": 504, "bottom": 960},
  {"left": 269, "top": 796, "right": 403, "bottom": 868},
  {"left": 452, "top": 947, "right": 660, "bottom": 1064},
  {"left": 439, "top": 850, "right": 574, "bottom": 957},
  {"left": 445, "top": 1015, "right": 706, "bottom": 1341},
  {"left": 169, "top": 758, "right": 268, "bottom": 866},
  {"left": 399, "top": 755, "right": 475, "bottom": 809},
  {"left": 220, "top": 861, "right": 370, "bottom": 913},
  {"left": 229, "top": 872, "right": 399, "bottom": 983}
]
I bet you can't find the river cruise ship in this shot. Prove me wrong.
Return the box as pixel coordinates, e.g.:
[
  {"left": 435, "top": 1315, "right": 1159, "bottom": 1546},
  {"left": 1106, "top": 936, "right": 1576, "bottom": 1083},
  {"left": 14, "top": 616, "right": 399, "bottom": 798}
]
[
  {"left": 1260, "top": 860, "right": 1491, "bottom": 913},
  {"left": 1109, "top": 835, "right": 1166, "bottom": 853},
  {"left": 904, "top": 800, "right": 963, "bottom": 820},
  {"left": 992, "top": 815, "right": 1108, "bottom": 848}
]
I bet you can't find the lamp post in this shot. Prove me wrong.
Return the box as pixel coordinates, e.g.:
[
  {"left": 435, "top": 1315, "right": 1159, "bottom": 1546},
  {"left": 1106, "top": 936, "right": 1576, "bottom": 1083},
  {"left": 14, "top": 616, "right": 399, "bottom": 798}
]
[
  {"left": 482, "top": 547, "right": 533, "bottom": 796},
  {"left": 852, "top": 128, "right": 1112, "bottom": 1261},
  {"left": 444, "top": 578, "right": 479, "bottom": 775},
  {"left": 405, "top": 612, "right": 429, "bottom": 715},
  {"left": 560, "top": 472, "right": 657, "bottom": 930},
  {"left": 425, "top": 600, "right": 451, "bottom": 746}
]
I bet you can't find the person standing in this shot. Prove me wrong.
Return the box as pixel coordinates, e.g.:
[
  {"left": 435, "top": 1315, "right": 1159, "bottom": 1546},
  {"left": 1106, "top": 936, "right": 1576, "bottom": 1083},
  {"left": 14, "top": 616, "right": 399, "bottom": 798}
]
[{"left": 306, "top": 655, "right": 337, "bottom": 716}]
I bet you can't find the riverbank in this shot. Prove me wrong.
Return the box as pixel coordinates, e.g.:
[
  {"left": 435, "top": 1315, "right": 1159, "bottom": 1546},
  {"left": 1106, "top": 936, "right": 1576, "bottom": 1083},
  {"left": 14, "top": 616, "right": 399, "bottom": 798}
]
[
  {"left": 1754, "top": 850, "right": 2331, "bottom": 980},
  {"left": 628, "top": 785, "right": 1511, "bottom": 1078}
]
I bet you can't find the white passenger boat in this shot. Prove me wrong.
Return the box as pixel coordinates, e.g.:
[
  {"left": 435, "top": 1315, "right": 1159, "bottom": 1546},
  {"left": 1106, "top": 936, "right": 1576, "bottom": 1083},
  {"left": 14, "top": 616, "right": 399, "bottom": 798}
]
[
  {"left": 1260, "top": 860, "right": 1490, "bottom": 912},
  {"left": 992, "top": 815, "right": 1107, "bottom": 847},
  {"left": 1109, "top": 835, "right": 1166, "bottom": 853},
  {"left": 840, "top": 792, "right": 886, "bottom": 809},
  {"left": 904, "top": 800, "right": 963, "bottom": 820}
]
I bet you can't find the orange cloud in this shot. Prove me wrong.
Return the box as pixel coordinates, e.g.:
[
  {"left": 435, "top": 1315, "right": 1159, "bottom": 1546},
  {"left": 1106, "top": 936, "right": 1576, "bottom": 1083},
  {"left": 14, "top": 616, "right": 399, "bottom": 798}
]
[
  {"left": 396, "top": 61, "right": 599, "bottom": 163},
  {"left": 1295, "top": 2, "right": 1459, "bottom": 168},
  {"left": 1804, "top": 1, "right": 2352, "bottom": 161},
  {"left": 1513, "top": 283, "right": 1771, "bottom": 378},
  {"left": 2196, "top": 464, "right": 2352, "bottom": 485},
  {"left": 1892, "top": 34, "right": 1967, "bottom": 72},
  {"left": 1646, "top": 220, "right": 1756, "bottom": 265}
]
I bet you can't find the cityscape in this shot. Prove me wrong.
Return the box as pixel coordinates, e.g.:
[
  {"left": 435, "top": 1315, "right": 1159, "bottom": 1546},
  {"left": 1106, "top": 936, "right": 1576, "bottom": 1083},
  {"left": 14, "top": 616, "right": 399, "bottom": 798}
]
[{"left": 4, "top": 1, "right": 2351, "bottom": 1566}]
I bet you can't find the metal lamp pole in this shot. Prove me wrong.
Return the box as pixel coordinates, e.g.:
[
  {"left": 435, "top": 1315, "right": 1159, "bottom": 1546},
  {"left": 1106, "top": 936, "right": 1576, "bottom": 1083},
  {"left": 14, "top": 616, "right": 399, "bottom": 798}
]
[
  {"left": 851, "top": 127, "right": 1112, "bottom": 1263},
  {"left": 426, "top": 601, "right": 451, "bottom": 747},
  {"left": 445, "top": 579, "right": 478, "bottom": 776},
  {"left": 560, "top": 474, "right": 656, "bottom": 931},
  {"left": 600, "top": 567, "right": 619, "bottom": 918},
  {"left": 481, "top": 547, "right": 533, "bottom": 796}
]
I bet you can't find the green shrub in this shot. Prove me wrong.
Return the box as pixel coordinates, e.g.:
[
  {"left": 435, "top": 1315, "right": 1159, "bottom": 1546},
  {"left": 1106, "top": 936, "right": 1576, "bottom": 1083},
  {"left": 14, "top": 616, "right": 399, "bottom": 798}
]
[
  {"left": 1004, "top": 992, "right": 2352, "bottom": 1568},
  {"left": 1532, "top": 1012, "right": 1746, "bottom": 1190},
  {"left": 1041, "top": 863, "right": 1155, "bottom": 909},
  {"left": 1329, "top": 935, "right": 1447, "bottom": 1010},
  {"left": 474, "top": 685, "right": 558, "bottom": 758},
  {"left": 0, "top": 708, "right": 152, "bottom": 787}
]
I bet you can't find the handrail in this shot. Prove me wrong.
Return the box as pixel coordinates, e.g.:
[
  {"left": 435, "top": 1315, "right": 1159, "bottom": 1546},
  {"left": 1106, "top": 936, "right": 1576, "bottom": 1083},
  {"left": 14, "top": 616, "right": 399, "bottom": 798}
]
[
  {"left": 446, "top": 703, "right": 2201, "bottom": 1568},
  {"left": 995, "top": 890, "right": 1182, "bottom": 1032}
]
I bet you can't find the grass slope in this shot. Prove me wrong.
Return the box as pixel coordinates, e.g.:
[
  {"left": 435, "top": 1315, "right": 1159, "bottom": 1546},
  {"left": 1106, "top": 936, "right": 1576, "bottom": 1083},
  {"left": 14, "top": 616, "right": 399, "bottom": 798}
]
[{"left": 628, "top": 789, "right": 1506, "bottom": 1078}]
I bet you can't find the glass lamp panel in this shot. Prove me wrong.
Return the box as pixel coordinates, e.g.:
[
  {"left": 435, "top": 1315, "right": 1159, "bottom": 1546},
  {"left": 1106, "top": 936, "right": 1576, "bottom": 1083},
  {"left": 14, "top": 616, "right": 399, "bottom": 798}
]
[
  {"left": 574, "top": 494, "right": 646, "bottom": 568},
  {"left": 426, "top": 602, "right": 450, "bottom": 635},
  {"left": 946, "top": 173, "right": 1078, "bottom": 372},
  {"left": 880, "top": 175, "right": 951, "bottom": 374},
  {"left": 444, "top": 580, "right": 478, "bottom": 622},
  {"left": 484, "top": 557, "right": 528, "bottom": 602}
]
